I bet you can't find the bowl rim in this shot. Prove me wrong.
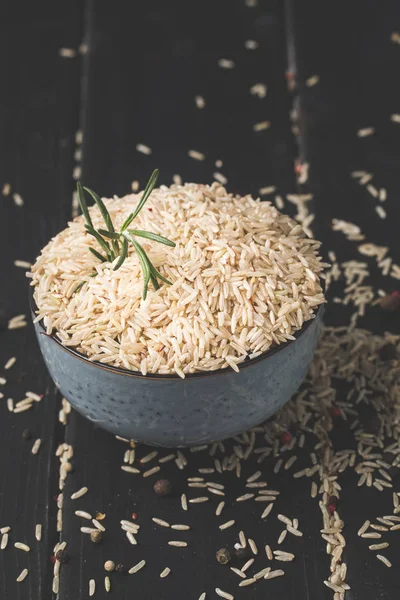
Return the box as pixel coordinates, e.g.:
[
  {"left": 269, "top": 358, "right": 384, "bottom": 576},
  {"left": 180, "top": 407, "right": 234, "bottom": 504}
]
[{"left": 29, "top": 284, "right": 324, "bottom": 380}]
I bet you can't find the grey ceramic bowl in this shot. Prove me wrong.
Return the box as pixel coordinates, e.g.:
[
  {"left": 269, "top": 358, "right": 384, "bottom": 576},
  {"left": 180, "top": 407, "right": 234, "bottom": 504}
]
[{"left": 30, "top": 289, "right": 323, "bottom": 447}]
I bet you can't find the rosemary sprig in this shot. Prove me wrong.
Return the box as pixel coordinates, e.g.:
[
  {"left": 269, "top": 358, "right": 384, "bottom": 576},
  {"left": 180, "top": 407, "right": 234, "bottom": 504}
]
[{"left": 74, "top": 169, "right": 175, "bottom": 299}]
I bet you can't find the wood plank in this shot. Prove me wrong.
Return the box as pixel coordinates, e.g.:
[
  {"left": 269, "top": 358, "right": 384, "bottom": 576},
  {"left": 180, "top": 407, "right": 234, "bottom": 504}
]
[
  {"left": 287, "top": 1, "right": 400, "bottom": 598},
  {"left": 81, "top": 0, "right": 296, "bottom": 197},
  {"left": 60, "top": 1, "right": 310, "bottom": 599},
  {"left": 0, "top": 2, "right": 82, "bottom": 597}
]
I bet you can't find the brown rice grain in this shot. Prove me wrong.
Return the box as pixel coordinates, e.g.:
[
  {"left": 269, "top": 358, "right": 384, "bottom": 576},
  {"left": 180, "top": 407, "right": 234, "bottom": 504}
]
[
  {"left": 17, "top": 569, "right": 28, "bottom": 582},
  {"left": 128, "top": 560, "right": 146, "bottom": 574},
  {"left": 376, "top": 554, "right": 392, "bottom": 567}
]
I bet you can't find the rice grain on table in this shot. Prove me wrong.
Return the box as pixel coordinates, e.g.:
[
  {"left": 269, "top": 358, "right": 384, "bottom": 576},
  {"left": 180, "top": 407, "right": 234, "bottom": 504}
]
[
  {"left": 168, "top": 541, "right": 187, "bottom": 547},
  {"left": 1, "top": 533, "right": 8, "bottom": 549},
  {"left": 215, "top": 588, "right": 234, "bottom": 599},
  {"left": 250, "top": 83, "right": 267, "bottom": 98},
  {"left": 259, "top": 186, "right": 276, "bottom": 196},
  {"left": 244, "top": 39, "right": 258, "bottom": 49},
  {"left": 2, "top": 182, "right": 11, "bottom": 195},
  {"left": 13, "top": 193, "right": 24, "bottom": 206},
  {"left": 81, "top": 527, "right": 97, "bottom": 534},
  {"left": 160, "top": 567, "right": 171, "bottom": 578},
  {"left": 16, "top": 569, "right": 28, "bottom": 582},
  {"left": 105, "top": 576, "right": 111, "bottom": 592},
  {"left": 217, "top": 59, "right": 235, "bottom": 69},
  {"left": 369, "top": 543, "right": 389, "bottom": 550},
  {"left": 143, "top": 466, "right": 160, "bottom": 478},
  {"left": 93, "top": 519, "right": 105, "bottom": 531},
  {"left": 253, "top": 121, "right": 270, "bottom": 131},
  {"left": 239, "top": 578, "right": 256, "bottom": 587},
  {"left": 135, "top": 143, "right": 151, "bottom": 155},
  {"left": 152, "top": 518, "right": 170, "bottom": 528},
  {"left": 31, "top": 439, "right": 41, "bottom": 455},
  {"left": 248, "top": 538, "right": 258, "bottom": 554},
  {"left": 181, "top": 494, "right": 188, "bottom": 511},
  {"left": 195, "top": 96, "right": 205, "bottom": 109},
  {"left": 287, "top": 525, "right": 303, "bottom": 537},
  {"left": 128, "top": 560, "right": 146, "bottom": 574},
  {"left": 278, "top": 530, "right": 287, "bottom": 544},
  {"left": 189, "top": 497, "right": 209, "bottom": 504},
  {"left": 219, "top": 520, "right": 235, "bottom": 530},
  {"left": 375, "top": 205, "right": 386, "bottom": 219},
  {"left": 159, "top": 454, "right": 175, "bottom": 464},
  {"left": 14, "top": 260, "right": 32, "bottom": 269},
  {"left": 265, "top": 544, "right": 273, "bottom": 560},
  {"left": 75, "top": 510, "right": 92, "bottom": 520},
  {"left": 35, "top": 524, "right": 42, "bottom": 541},
  {"left": 71, "top": 487, "right": 88, "bottom": 500},
  {"left": 241, "top": 558, "right": 254, "bottom": 572},
  {"left": 89, "top": 579, "right": 95, "bottom": 596},
  {"left": 121, "top": 466, "right": 140, "bottom": 474},
  {"left": 188, "top": 150, "right": 205, "bottom": 161},
  {"left": 306, "top": 75, "right": 319, "bottom": 86},
  {"left": 126, "top": 531, "right": 137, "bottom": 545},
  {"left": 14, "top": 542, "right": 30, "bottom": 552},
  {"left": 213, "top": 172, "right": 228, "bottom": 185},
  {"left": 59, "top": 47, "right": 76, "bottom": 58},
  {"left": 357, "top": 127, "right": 375, "bottom": 137},
  {"left": 31, "top": 182, "right": 325, "bottom": 378},
  {"left": 231, "top": 566, "right": 246, "bottom": 578},
  {"left": 216, "top": 502, "right": 225, "bottom": 516},
  {"left": 376, "top": 554, "right": 392, "bottom": 567}
]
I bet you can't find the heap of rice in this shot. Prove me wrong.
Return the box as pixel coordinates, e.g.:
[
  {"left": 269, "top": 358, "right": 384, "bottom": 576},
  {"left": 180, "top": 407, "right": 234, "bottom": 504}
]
[{"left": 30, "top": 182, "right": 326, "bottom": 378}]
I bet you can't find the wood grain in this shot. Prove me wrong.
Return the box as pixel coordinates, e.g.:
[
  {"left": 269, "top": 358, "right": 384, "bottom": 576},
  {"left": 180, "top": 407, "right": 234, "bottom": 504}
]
[{"left": 0, "top": 2, "right": 82, "bottom": 597}]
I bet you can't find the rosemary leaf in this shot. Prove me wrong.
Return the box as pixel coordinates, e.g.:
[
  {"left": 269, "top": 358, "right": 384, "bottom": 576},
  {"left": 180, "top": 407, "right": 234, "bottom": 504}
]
[
  {"left": 72, "top": 280, "right": 86, "bottom": 294},
  {"left": 97, "top": 229, "right": 121, "bottom": 240},
  {"left": 111, "top": 239, "right": 120, "bottom": 257},
  {"left": 128, "top": 229, "right": 176, "bottom": 247},
  {"left": 113, "top": 237, "right": 128, "bottom": 271},
  {"left": 85, "top": 228, "right": 113, "bottom": 258},
  {"left": 84, "top": 187, "right": 115, "bottom": 232},
  {"left": 127, "top": 236, "right": 151, "bottom": 299},
  {"left": 149, "top": 273, "right": 160, "bottom": 290},
  {"left": 149, "top": 262, "right": 172, "bottom": 285},
  {"left": 89, "top": 247, "right": 107, "bottom": 262},
  {"left": 128, "top": 234, "right": 172, "bottom": 286},
  {"left": 77, "top": 182, "right": 94, "bottom": 229},
  {"left": 72, "top": 272, "right": 97, "bottom": 294},
  {"left": 121, "top": 169, "right": 159, "bottom": 231}
]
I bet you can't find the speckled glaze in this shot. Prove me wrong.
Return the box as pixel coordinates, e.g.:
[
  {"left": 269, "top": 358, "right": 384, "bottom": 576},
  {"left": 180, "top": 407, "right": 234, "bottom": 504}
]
[{"left": 31, "top": 293, "right": 323, "bottom": 447}]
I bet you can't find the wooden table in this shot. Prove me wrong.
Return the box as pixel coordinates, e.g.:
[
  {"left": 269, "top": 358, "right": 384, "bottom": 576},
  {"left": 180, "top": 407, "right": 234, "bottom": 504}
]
[{"left": 1, "top": 1, "right": 400, "bottom": 598}]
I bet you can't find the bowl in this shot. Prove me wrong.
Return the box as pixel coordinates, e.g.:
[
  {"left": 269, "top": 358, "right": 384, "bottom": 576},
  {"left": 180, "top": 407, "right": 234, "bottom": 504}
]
[{"left": 30, "top": 289, "right": 323, "bottom": 447}]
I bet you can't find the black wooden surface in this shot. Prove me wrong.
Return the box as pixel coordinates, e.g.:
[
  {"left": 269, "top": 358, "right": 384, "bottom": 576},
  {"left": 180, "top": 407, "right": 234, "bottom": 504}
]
[
  {"left": 0, "top": 2, "right": 82, "bottom": 599},
  {"left": 1, "top": 1, "right": 400, "bottom": 598}
]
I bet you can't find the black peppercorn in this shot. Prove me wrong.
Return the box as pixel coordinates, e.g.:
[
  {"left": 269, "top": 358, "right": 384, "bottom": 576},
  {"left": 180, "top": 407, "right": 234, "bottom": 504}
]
[
  {"left": 216, "top": 547, "right": 231, "bottom": 564},
  {"left": 22, "top": 429, "right": 32, "bottom": 441},
  {"left": 115, "top": 563, "right": 126, "bottom": 573},
  {"left": 55, "top": 549, "right": 69, "bottom": 564},
  {"left": 379, "top": 343, "right": 398, "bottom": 361},
  {"left": 233, "top": 546, "right": 251, "bottom": 559},
  {"left": 153, "top": 479, "right": 172, "bottom": 496}
]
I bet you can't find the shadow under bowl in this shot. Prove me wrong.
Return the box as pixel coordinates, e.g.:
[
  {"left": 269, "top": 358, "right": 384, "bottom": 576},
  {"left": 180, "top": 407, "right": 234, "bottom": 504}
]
[{"left": 30, "top": 288, "right": 324, "bottom": 447}]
